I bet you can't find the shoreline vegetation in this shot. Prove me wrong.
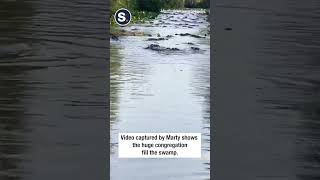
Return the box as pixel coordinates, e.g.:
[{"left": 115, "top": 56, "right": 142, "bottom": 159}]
[{"left": 110, "top": 0, "right": 210, "bottom": 38}]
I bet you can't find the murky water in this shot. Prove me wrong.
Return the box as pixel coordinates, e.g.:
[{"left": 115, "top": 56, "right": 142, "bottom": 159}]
[
  {"left": 257, "top": 2, "right": 320, "bottom": 179},
  {"left": 0, "top": 1, "right": 107, "bottom": 179},
  {"left": 110, "top": 10, "right": 210, "bottom": 180},
  {"left": 215, "top": 0, "right": 320, "bottom": 179},
  {"left": 4, "top": 0, "right": 319, "bottom": 179}
]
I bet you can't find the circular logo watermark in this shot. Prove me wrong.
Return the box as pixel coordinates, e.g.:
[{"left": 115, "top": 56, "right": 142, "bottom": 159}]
[{"left": 114, "top": 8, "right": 131, "bottom": 26}]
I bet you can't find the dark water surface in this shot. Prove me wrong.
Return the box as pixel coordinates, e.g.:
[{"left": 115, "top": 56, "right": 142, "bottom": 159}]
[
  {"left": 0, "top": 1, "right": 108, "bottom": 179},
  {"left": 215, "top": 0, "right": 320, "bottom": 179},
  {"left": 110, "top": 10, "right": 210, "bottom": 180}
]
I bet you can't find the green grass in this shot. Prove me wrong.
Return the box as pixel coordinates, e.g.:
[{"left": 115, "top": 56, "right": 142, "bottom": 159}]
[{"left": 110, "top": 0, "right": 210, "bottom": 36}]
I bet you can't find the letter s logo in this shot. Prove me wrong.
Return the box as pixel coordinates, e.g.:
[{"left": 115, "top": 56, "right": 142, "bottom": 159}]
[
  {"left": 114, "top": 8, "right": 131, "bottom": 26},
  {"left": 117, "top": 12, "right": 126, "bottom": 23}
]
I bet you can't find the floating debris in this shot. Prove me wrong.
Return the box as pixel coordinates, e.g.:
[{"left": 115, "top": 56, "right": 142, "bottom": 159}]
[
  {"left": 176, "top": 33, "right": 205, "bottom": 38},
  {"left": 190, "top": 47, "right": 200, "bottom": 51},
  {"left": 146, "top": 37, "right": 167, "bottom": 41},
  {"left": 111, "top": 34, "right": 119, "bottom": 41},
  {"left": 145, "top": 44, "right": 181, "bottom": 52},
  {"left": 110, "top": 29, "right": 151, "bottom": 38}
]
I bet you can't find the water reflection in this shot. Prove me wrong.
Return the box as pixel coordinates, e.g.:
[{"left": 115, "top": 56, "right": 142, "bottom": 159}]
[
  {"left": 0, "top": 66, "right": 28, "bottom": 179},
  {"left": 110, "top": 45, "right": 121, "bottom": 126},
  {"left": 298, "top": 95, "right": 320, "bottom": 180},
  {"left": 0, "top": 1, "right": 34, "bottom": 35},
  {"left": 214, "top": 1, "right": 320, "bottom": 179},
  {"left": 190, "top": 36, "right": 210, "bottom": 174},
  {"left": 257, "top": 0, "right": 320, "bottom": 179},
  {"left": 110, "top": 45, "right": 122, "bottom": 155},
  {"left": 110, "top": 10, "right": 210, "bottom": 180},
  {"left": 0, "top": 1, "right": 35, "bottom": 179},
  {"left": 1, "top": 0, "right": 108, "bottom": 179}
]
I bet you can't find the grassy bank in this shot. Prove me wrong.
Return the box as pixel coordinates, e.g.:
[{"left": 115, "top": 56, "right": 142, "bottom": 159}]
[
  {"left": 110, "top": 0, "right": 210, "bottom": 36},
  {"left": 110, "top": 0, "right": 185, "bottom": 24}
]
